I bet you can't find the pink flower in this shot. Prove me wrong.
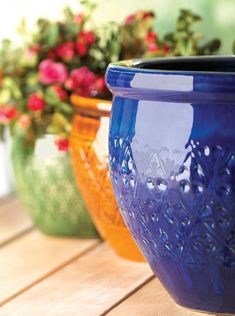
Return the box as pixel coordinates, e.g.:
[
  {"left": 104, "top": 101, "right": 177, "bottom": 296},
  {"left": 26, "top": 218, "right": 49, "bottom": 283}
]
[
  {"left": 147, "top": 43, "right": 159, "bottom": 53},
  {"left": 65, "top": 78, "right": 76, "bottom": 91},
  {"left": 65, "top": 66, "right": 97, "bottom": 97},
  {"left": 76, "top": 31, "right": 96, "bottom": 57},
  {"left": 27, "top": 93, "right": 45, "bottom": 111},
  {"left": 125, "top": 14, "right": 136, "bottom": 25},
  {"left": 39, "top": 59, "right": 68, "bottom": 85},
  {"left": 73, "top": 13, "right": 85, "bottom": 24},
  {"left": 55, "top": 137, "right": 69, "bottom": 151},
  {"left": 18, "top": 115, "right": 31, "bottom": 128},
  {"left": 0, "top": 106, "right": 17, "bottom": 124},
  {"left": 51, "top": 85, "right": 68, "bottom": 101},
  {"left": 56, "top": 42, "right": 75, "bottom": 61}
]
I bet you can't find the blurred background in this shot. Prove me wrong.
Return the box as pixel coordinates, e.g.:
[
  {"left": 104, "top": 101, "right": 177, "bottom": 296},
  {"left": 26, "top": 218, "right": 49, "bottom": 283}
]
[
  {"left": 0, "top": 0, "right": 234, "bottom": 53},
  {"left": 1, "top": 0, "right": 235, "bottom": 198}
]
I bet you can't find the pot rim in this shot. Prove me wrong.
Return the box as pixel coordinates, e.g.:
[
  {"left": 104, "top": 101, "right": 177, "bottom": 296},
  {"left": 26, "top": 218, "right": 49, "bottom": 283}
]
[
  {"left": 109, "top": 56, "right": 235, "bottom": 75},
  {"left": 106, "top": 56, "right": 235, "bottom": 103},
  {"left": 70, "top": 95, "right": 111, "bottom": 118}
]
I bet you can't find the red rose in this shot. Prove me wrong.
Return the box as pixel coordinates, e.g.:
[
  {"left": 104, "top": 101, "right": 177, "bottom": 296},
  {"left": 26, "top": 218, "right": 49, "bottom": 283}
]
[
  {"left": 0, "top": 106, "right": 17, "bottom": 124},
  {"left": 76, "top": 42, "right": 88, "bottom": 57},
  {"left": 39, "top": 59, "right": 68, "bottom": 85},
  {"left": 48, "top": 49, "right": 57, "bottom": 59},
  {"left": 56, "top": 42, "right": 75, "bottom": 61},
  {"left": 163, "top": 44, "right": 170, "bottom": 53},
  {"left": 51, "top": 85, "right": 68, "bottom": 101},
  {"left": 27, "top": 93, "right": 45, "bottom": 111},
  {"left": 28, "top": 44, "right": 41, "bottom": 54},
  {"left": 65, "top": 66, "right": 97, "bottom": 97},
  {"left": 26, "top": 44, "right": 41, "bottom": 58},
  {"left": 143, "top": 11, "right": 155, "bottom": 19},
  {"left": 83, "top": 32, "right": 95, "bottom": 45},
  {"left": 145, "top": 32, "right": 158, "bottom": 43},
  {"left": 55, "top": 137, "right": 69, "bottom": 151},
  {"left": 95, "top": 76, "right": 106, "bottom": 94},
  {"left": 76, "top": 31, "right": 95, "bottom": 57}
]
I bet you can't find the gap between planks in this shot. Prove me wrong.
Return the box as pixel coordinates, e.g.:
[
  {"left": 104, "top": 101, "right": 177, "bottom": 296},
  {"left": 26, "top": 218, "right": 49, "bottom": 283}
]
[
  {"left": 100, "top": 275, "right": 155, "bottom": 316},
  {"left": 1, "top": 241, "right": 101, "bottom": 307},
  {"left": 0, "top": 243, "right": 153, "bottom": 316},
  {"left": 0, "top": 229, "right": 101, "bottom": 307},
  {"left": 0, "top": 226, "right": 35, "bottom": 248},
  {"left": 106, "top": 278, "right": 213, "bottom": 316},
  {"left": 0, "top": 197, "right": 33, "bottom": 246}
]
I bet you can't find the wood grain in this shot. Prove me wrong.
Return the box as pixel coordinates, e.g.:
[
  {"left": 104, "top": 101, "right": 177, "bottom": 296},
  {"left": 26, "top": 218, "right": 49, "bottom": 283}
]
[
  {"left": 0, "top": 197, "right": 32, "bottom": 246},
  {"left": 0, "top": 243, "right": 153, "bottom": 316},
  {"left": 107, "top": 278, "right": 213, "bottom": 316},
  {"left": 0, "top": 230, "right": 99, "bottom": 306}
]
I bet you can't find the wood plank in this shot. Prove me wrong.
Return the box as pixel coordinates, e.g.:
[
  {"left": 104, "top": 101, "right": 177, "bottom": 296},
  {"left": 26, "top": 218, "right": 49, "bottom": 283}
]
[
  {"left": 0, "top": 243, "right": 153, "bottom": 316},
  {"left": 0, "top": 230, "right": 99, "bottom": 306},
  {"left": 107, "top": 278, "right": 213, "bottom": 316},
  {"left": 0, "top": 197, "right": 32, "bottom": 246}
]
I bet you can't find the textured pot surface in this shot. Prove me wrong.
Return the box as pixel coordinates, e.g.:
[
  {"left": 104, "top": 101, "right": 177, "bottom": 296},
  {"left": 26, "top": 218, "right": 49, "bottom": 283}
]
[
  {"left": 70, "top": 95, "right": 144, "bottom": 261},
  {"left": 12, "top": 136, "right": 98, "bottom": 237},
  {"left": 106, "top": 57, "right": 235, "bottom": 314}
]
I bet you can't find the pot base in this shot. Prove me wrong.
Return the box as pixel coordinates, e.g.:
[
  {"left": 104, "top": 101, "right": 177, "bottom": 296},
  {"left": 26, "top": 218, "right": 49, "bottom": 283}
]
[
  {"left": 96, "top": 220, "right": 144, "bottom": 262},
  {"left": 176, "top": 301, "right": 235, "bottom": 315},
  {"left": 35, "top": 223, "right": 99, "bottom": 238}
]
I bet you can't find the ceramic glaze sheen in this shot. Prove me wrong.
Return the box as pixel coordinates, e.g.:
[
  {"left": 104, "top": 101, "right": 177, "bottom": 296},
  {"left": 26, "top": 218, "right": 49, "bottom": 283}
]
[{"left": 106, "top": 57, "right": 235, "bottom": 314}]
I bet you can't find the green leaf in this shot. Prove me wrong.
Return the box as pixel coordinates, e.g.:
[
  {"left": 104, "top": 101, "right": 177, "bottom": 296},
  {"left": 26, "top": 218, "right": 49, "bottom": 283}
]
[
  {"left": 198, "top": 39, "right": 221, "bottom": 55},
  {"left": 233, "top": 40, "right": 235, "bottom": 54},
  {"left": 45, "top": 23, "right": 59, "bottom": 47},
  {"left": 0, "top": 124, "right": 5, "bottom": 142},
  {"left": 49, "top": 112, "right": 71, "bottom": 134},
  {"left": 44, "top": 87, "right": 60, "bottom": 106},
  {"left": 63, "top": 6, "right": 74, "bottom": 20},
  {"left": 59, "top": 102, "right": 74, "bottom": 115}
]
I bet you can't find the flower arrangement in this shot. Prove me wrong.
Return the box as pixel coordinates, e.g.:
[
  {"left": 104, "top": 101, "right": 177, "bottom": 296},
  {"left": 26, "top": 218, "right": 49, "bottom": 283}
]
[{"left": 0, "top": 1, "right": 221, "bottom": 151}]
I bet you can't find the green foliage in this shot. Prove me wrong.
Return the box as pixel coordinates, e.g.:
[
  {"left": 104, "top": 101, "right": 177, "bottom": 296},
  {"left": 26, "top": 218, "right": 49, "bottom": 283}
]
[
  {"left": 0, "top": 124, "right": 4, "bottom": 141},
  {"left": 0, "top": 1, "right": 222, "bottom": 150},
  {"left": 163, "top": 9, "right": 221, "bottom": 56}
]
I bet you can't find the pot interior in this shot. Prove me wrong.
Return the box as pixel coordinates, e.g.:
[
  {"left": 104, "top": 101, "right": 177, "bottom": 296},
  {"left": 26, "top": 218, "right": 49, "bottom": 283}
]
[{"left": 132, "top": 56, "right": 235, "bottom": 73}]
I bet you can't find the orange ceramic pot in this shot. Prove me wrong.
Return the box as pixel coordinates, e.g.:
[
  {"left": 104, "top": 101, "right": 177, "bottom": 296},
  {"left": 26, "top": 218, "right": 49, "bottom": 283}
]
[{"left": 70, "top": 95, "right": 144, "bottom": 262}]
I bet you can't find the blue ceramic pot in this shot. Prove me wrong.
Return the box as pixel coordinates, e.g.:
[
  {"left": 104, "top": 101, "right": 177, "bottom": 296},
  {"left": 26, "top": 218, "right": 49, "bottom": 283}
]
[{"left": 106, "top": 57, "right": 235, "bottom": 314}]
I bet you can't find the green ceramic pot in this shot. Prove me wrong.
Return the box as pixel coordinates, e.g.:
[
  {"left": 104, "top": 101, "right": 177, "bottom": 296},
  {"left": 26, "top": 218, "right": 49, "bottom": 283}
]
[{"left": 11, "top": 136, "right": 98, "bottom": 238}]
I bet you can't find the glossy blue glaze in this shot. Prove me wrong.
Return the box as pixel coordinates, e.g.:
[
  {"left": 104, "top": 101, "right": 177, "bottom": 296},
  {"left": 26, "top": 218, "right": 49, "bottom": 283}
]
[{"left": 106, "top": 57, "right": 235, "bottom": 314}]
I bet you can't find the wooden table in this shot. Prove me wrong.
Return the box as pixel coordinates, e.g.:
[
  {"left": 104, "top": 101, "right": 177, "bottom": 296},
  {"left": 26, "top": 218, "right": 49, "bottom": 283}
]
[{"left": 0, "top": 196, "right": 215, "bottom": 315}]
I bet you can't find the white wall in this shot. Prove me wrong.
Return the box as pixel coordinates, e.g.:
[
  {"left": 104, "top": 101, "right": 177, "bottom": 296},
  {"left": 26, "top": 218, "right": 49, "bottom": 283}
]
[
  {"left": 0, "top": 1, "right": 235, "bottom": 51},
  {"left": 0, "top": 140, "right": 13, "bottom": 197},
  {"left": 0, "top": 0, "right": 80, "bottom": 43}
]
